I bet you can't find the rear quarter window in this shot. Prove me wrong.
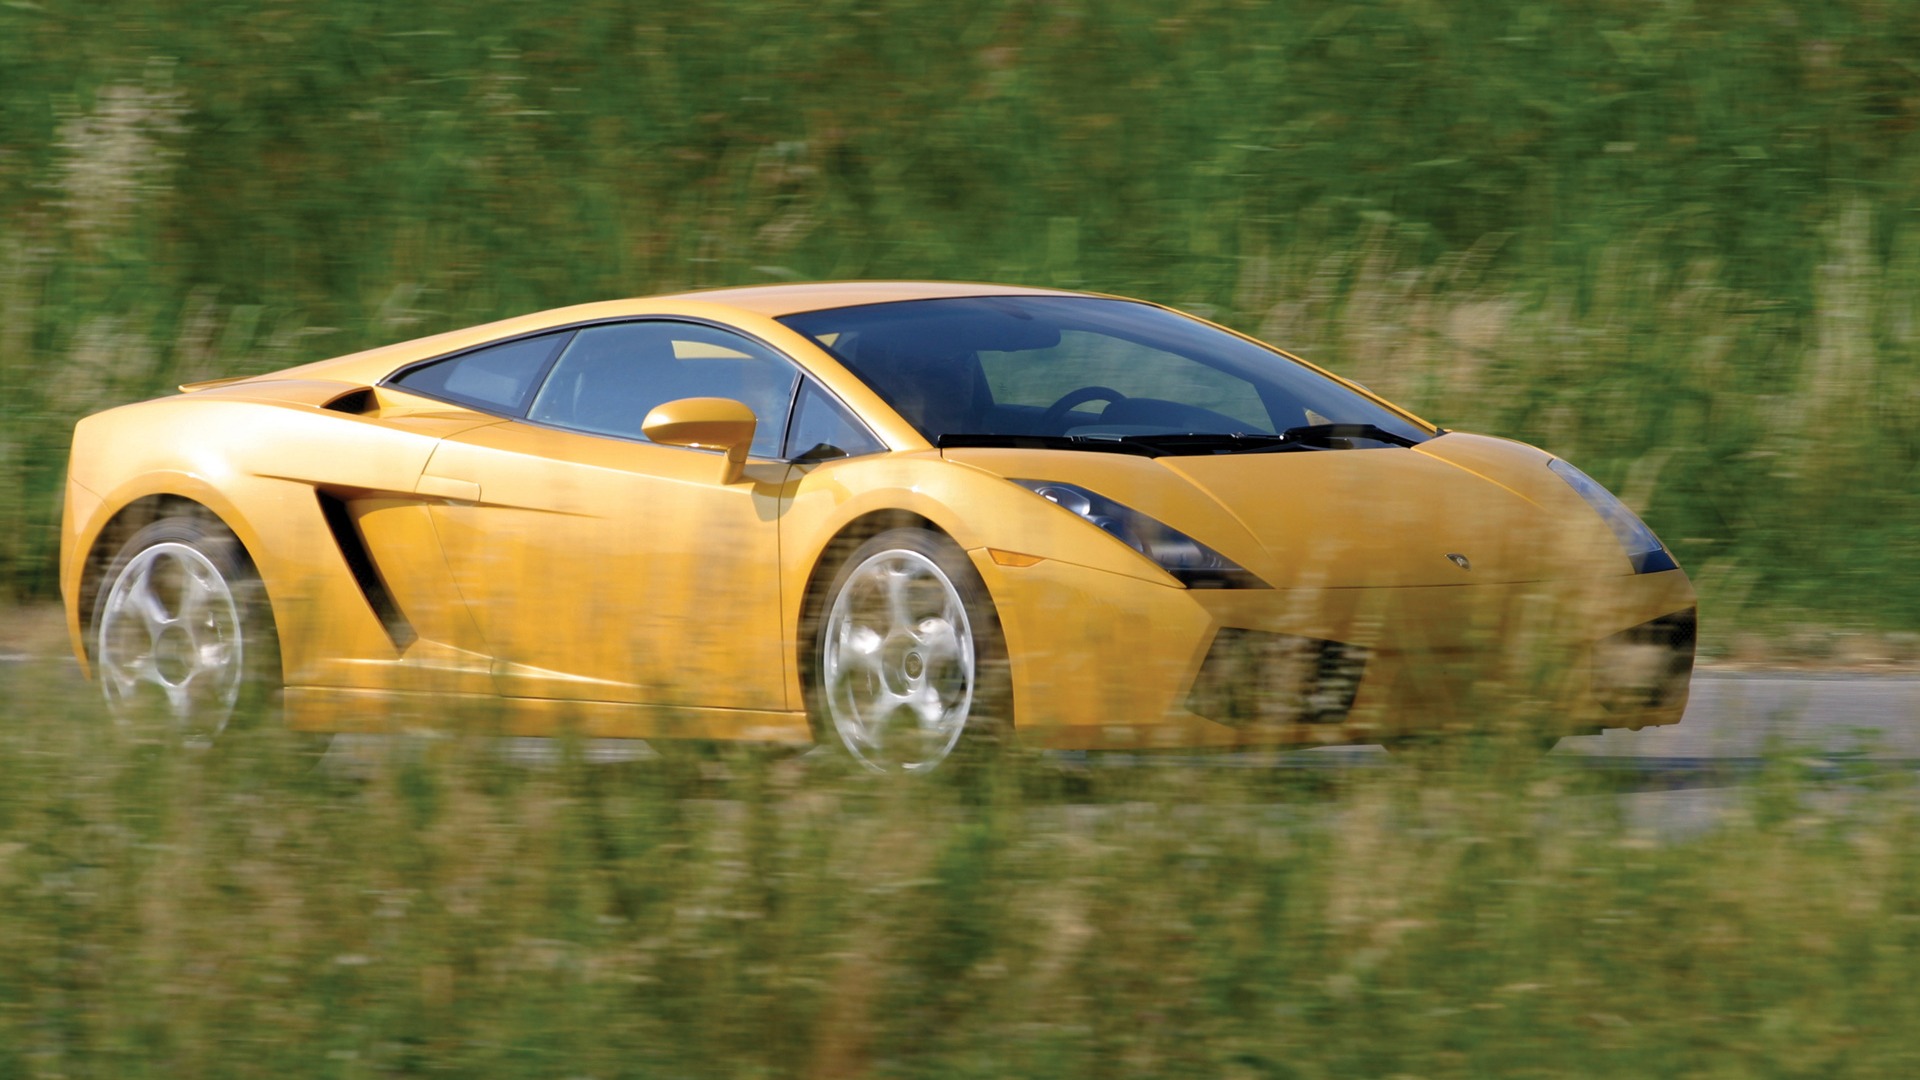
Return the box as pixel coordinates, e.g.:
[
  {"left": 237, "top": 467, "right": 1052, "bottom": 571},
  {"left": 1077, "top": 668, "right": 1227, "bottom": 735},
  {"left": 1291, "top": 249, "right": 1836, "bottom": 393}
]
[{"left": 388, "top": 331, "right": 574, "bottom": 414}]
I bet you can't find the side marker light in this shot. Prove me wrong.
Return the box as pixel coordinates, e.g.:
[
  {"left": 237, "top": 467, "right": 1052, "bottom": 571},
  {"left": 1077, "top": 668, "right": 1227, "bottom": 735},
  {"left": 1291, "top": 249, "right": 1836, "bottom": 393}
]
[{"left": 988, "top": 549, "right": 1045, "bottom": 568}]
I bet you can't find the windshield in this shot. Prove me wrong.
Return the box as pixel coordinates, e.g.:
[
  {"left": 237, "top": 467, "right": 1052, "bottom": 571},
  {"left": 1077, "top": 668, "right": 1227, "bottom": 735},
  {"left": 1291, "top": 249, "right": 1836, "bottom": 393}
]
[{"left": 778, "top": 296, "right": 1431, "bottom": 451}]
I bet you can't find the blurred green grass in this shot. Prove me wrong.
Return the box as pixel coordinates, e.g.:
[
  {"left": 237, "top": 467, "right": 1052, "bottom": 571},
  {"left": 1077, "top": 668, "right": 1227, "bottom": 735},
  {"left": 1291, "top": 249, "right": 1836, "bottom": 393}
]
[
  {"left": 3, "top": 0, "right": 1919, "bottom": 639},
  {"left": 12, "top": 6, "right": 1920, "bottom": 1072},
  {"left": 4, "top": 653, "right": 1920, "bottom": 1076}
]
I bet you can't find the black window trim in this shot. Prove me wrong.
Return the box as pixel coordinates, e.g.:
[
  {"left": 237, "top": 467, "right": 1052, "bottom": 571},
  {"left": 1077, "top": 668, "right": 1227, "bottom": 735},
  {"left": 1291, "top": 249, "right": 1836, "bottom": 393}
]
[
  {"left": 779, "top": 376, "right": 888, "bottom": 463},
  {"left": 382, "top": 322, "right": 576, "bottom": 417},
  {"left": 381, "top": 315, "right": 885, "bottom": 464}
]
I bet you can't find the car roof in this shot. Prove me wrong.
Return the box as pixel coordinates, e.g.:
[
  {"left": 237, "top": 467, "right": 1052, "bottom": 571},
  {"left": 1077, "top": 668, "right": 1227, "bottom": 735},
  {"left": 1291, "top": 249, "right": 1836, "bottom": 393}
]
[
  {"left": 206, "top": 281, "right": 1112, "bottom": 391},
  {"left": 644, "top": 280, "right": 1099, "bottom": 317}
]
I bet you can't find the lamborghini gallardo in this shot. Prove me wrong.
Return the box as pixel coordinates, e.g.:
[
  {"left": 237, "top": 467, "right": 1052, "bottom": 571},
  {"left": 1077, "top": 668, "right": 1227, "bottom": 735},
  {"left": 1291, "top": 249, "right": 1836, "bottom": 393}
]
[{"left": 62, "top": 282, "right": 1696, "bottom": 770}]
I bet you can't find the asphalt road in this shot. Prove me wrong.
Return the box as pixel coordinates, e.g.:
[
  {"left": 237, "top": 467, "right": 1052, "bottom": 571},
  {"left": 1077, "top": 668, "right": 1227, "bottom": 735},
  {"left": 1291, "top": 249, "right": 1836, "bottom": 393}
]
[
  {"left": 1550, "top": 671, "right": 1920, "bottom": 833},
  {"left": 6, "top": 647, "right": 1915, "bottom": 755},
  {"left": 8, "top": 640, "right": 1917, "bottom": 791},
  {"left": 1059, "top": 669, "right": 1920, "bottom": 771},
  {"left": 1288, "top": 670, "right": 1920, "bottom": 836},
  {"left": 1564, "top": 670, "right": 1920, "bottom": 759}
]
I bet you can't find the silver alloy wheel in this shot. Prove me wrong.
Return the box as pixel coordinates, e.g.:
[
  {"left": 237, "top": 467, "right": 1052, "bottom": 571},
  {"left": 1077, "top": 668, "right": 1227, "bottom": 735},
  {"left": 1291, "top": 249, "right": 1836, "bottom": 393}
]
[
  {"left": 822, "top": 547, "right": 977, "bottom": 773},
  {"left": 96, "top": 540, "right": 246, "bottom": 741}
]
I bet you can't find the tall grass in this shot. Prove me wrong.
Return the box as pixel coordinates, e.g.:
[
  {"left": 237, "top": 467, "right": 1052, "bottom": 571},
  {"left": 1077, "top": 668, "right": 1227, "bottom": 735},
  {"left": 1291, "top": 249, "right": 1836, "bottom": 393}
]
[
  {"left": 2, "top": 652, "right": 1919, "bottom": 1076},
  {"left": 3, "top": 0, "right": 1919, "bottom": 630}
]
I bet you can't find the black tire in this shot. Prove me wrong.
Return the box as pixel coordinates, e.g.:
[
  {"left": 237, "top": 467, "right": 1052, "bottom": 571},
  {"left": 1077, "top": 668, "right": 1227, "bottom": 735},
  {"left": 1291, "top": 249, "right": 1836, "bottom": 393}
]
[
  {"left": 805, "top": 527, "right": 1012, "bottom": 774},
  {"left": 90, "top": 511, "right": 282, "bottom": 743}
]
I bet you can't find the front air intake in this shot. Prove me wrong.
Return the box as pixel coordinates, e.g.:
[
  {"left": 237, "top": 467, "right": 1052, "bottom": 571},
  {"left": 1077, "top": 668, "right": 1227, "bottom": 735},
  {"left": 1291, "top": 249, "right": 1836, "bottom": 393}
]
[
  {"left": 1592, "top": 608, "right": 1696, "bottom": 712},
  {"left": 1186, "top": 629, "right": 1370, "bottom": 728}
]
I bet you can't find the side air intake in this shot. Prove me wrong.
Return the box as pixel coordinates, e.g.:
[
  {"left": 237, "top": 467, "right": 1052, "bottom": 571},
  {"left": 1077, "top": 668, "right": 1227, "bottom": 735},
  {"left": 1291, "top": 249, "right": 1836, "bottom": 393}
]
[
  {"left": 315, "top": 491, "right": 417, "bottom": 652},
  {"left": 1186, "top": 629, "right": 1369, "bottom": 728}
]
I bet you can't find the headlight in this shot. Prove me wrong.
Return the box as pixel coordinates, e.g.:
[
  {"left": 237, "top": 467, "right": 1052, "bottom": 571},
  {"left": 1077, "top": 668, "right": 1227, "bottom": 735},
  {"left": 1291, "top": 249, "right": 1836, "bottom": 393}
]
[
  {"left": 1548, "top": 459, "right": 1678, "bottom": 574},
  {"left": 1009, "top": 479, "right": 1269, "bottom": 589}
]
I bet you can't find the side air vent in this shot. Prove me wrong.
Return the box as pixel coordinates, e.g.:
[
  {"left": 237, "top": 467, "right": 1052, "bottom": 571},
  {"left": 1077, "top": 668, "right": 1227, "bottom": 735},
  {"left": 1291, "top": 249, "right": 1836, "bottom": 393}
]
[
  {"left": 322, "top": 387, "right": 377, "bottom": 414},
  {"left": 1186, "top": 628, "right": 1370, "bottom": 728},
  {"left": 315, "top": 491, "right": 417, "bottom": 652}
]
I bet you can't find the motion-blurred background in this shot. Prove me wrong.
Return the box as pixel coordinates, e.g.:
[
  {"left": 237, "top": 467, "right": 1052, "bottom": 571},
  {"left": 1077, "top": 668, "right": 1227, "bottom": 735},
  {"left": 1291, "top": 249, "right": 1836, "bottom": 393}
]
[
  {"left": 8, "top": 6, "right": 1920, "bottom": 1077},
  {"left": 4, "top": 0, "right": 1918, "bottom": 644}
]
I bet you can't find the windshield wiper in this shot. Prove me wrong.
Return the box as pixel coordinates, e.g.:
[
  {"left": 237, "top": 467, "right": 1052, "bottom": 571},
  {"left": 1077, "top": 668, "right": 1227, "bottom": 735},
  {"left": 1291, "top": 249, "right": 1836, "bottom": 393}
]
[
  {"left": 939, "top": 432, "right": 1311, "bottom": 457},
  {"left": 938, "top": 426, "right": 1423, "bottom": 457},
  {"left": 1100, "top": 432, "right": 1304, "bottom": 454},
  {"left": 937, "top": 433, "right": 1166, "bottom": 456},
  {"left": 1266, "top": 423, "right": 1424, "bottom": 450}
]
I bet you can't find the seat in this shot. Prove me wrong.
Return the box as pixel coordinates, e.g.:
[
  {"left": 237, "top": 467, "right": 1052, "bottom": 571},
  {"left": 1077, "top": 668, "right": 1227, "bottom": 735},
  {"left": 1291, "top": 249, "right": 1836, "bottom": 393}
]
[
  {"left": 531, "top": 327, "right": 794, "bottom": 456},
  {"left": 548, "top": 339, "right": 678, "bottom": 437},
  {"left": 845, "top": 333, "right": 987, "bottom": 439}
]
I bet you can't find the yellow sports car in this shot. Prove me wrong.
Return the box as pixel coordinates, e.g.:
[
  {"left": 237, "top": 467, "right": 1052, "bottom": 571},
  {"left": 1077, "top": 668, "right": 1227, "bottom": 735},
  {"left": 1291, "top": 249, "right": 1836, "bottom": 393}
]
[{"left": 61, "top": 282, "right": 1695, "bottom": 770}]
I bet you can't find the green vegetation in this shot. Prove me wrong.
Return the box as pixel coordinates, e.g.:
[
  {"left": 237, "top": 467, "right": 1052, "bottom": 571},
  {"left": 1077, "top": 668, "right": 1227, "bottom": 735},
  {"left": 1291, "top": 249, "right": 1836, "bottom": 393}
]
[
  {"left": 0, "top": 652, "right": 1915, "bottom": 1076},
  {"left": 2, "top": 1, "right": 1919, "bottom": 630},
  {"left": 10, "top": 6, "right": 1920, "bottom": 1073},
  {"left": 11, "top": 6, "right": 1920, "bottom": 1068}
]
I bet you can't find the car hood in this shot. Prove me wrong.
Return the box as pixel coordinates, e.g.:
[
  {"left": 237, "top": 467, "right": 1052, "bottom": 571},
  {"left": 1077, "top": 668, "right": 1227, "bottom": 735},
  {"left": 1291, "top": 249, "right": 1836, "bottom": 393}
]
[{"left": 943, "top": 433, "right": 1633, "bottom": 587}]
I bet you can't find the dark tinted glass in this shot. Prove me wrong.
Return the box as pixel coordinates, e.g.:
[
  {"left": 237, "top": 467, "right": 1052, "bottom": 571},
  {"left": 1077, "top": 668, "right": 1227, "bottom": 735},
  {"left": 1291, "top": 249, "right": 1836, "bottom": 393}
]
[
  {"left": 779, "top": 297, "right": 1430, "bottom": 445},
  {"left": 388, "top": 331, "right": 571, "bottom": 414},
  {"left": 784, "top": 380, "right": 885, "bottom": 460},
  {"left": 527, "top": 321, "right": 800, "bottom": 458}
]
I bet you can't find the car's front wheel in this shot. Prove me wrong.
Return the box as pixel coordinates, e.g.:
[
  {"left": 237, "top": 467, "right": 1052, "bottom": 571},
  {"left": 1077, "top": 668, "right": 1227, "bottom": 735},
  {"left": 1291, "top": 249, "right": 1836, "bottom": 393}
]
[
  {"left": 91, "top": 512, "right": 280, "bottom": 744},
  {"left": 809, "top": 528, "right": 1010, "bottom": 774}
]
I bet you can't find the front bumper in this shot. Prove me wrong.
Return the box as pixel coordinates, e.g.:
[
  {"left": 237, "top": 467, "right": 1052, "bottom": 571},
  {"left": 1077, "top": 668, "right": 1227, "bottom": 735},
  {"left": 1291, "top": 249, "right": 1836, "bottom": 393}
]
[{"left": 972, "top": 552, "right": 1697, "bottom": 751}]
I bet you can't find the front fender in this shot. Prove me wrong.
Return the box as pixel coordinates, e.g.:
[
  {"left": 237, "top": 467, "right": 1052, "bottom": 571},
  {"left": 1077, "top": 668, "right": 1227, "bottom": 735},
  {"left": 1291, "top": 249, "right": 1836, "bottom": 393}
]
[{"left": 780, "top": 451, "right": 1181, "bottom": 593}]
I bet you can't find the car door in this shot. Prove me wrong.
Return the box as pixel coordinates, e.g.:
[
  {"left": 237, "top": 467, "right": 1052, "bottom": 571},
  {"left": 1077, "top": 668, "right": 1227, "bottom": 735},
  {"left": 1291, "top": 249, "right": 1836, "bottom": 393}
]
[{"left": 417, "top": 320, "right": 799, "bottom": 712}]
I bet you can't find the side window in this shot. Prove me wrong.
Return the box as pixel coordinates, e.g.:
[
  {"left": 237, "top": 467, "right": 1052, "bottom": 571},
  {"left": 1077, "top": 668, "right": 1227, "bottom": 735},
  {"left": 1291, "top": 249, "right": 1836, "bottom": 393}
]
[
  {"left": 784, "top": 380, "right": 886, "bottom": 460},
  {"left": 388, "top": 331, "right": 574, "bottom": 414},
  {"left": 526, "top": 321, "right": 801, "bottom": 459}
]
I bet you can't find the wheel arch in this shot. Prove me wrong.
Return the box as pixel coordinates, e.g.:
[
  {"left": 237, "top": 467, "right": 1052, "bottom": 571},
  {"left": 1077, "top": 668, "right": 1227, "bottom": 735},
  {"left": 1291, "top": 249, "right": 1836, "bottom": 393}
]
[
  {"left": 795, "top": 510, "right": 938, "bottom": 670},
  {"left": 794, "top": 510, "right": 1014, "bottom": 763},
  {"left": 74, "top": 493, "right": 256, "bottom": 667}
]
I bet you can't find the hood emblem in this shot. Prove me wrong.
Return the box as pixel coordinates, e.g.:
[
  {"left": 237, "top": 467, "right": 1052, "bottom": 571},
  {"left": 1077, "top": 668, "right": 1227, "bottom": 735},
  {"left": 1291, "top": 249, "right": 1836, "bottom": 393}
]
[{"left": 1446, "top": 553, "right": 1471, "bottom": 571}]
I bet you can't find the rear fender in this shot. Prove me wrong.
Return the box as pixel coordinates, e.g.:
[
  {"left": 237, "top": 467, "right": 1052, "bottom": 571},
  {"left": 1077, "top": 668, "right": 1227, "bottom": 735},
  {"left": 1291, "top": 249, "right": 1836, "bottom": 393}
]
[
  {"left": 64, "top": 394, "right": 495, "bottom": 683},
  {"left": 69, "top": 469, "right": 399, "bottom": 686}
]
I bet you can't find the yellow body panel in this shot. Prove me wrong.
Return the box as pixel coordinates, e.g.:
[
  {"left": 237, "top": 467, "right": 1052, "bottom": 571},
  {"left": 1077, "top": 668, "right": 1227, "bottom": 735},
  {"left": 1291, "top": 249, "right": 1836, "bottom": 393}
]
[
  {"left": 419, "top": 421, "right": 792, "bottom": 709},
  {"left": 62, "top": 281, "right": 1697, "bottom": 749},
  {"left": 981, "top": 559, "right": 1693, "bottom": 749}
]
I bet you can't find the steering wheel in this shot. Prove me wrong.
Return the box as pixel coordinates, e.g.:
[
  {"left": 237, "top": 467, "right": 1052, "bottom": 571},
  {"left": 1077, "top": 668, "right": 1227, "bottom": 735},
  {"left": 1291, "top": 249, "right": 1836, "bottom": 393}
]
[{"left": 1039, "top": 386, "right": 1128, "bottom": 432}]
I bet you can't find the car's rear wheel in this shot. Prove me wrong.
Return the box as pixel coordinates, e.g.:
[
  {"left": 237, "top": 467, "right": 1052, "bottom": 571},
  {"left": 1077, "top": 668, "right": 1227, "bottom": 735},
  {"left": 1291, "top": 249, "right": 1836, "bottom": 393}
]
[
  {"left": 810, "top": 528, "right": 1010, "bottom": 774},
  {"left": 91, "top": 513, "right": 280, "bottom": 744}
]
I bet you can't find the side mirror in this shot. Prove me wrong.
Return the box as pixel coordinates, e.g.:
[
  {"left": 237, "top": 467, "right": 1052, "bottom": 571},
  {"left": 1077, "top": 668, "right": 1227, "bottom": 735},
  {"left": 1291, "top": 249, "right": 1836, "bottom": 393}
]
[{"left": 641, "top": 397, "right": 758, "bottom": 483}]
